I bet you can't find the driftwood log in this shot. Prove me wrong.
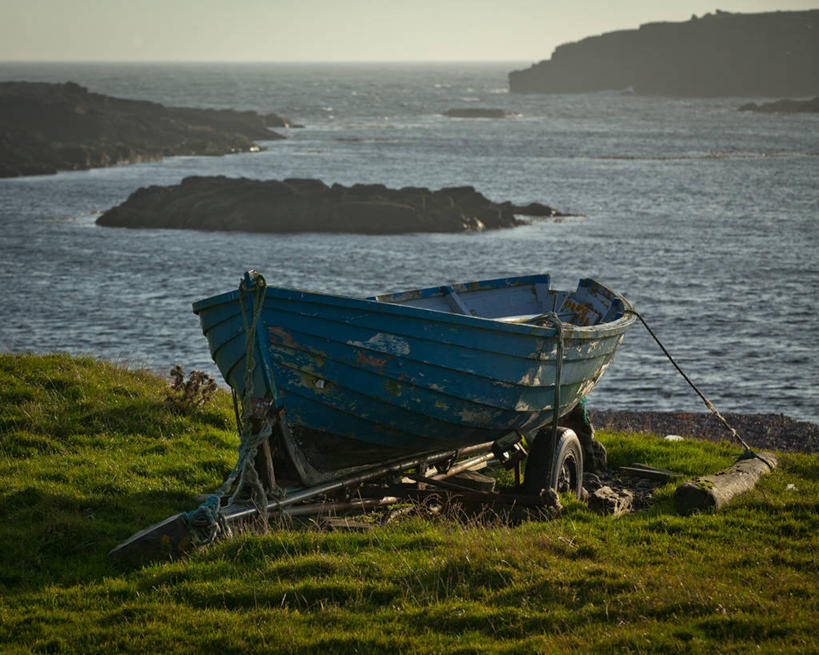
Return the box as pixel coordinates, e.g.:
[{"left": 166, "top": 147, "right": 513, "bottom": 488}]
[{"left": 674, "top": 452, "right": 778, "bottom": 514}]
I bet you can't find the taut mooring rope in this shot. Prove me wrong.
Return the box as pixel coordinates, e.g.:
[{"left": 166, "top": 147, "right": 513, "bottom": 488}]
[{"left": 626, "top": 309, "right": 772, "bottom": 468}]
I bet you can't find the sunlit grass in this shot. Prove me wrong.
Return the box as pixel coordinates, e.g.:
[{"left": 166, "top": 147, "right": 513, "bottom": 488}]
[{"left": 0, "top": 353, "right": 816, "bottom": 653}]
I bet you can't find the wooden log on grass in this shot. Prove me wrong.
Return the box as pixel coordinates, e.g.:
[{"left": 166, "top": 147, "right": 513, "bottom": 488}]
[{"left": 674, "top": 452, "right": 778, "bottom": 514}]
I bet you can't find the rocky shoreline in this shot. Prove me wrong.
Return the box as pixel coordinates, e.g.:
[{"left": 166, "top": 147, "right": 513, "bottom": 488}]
[
  {"left": 443, "top": 108, "right": 511, "bottom": 119},
  {"left": 589, "top": 409, "right": 817, "bottom": 454},
  {"left": 96, "top": 176, "right": 566, "bottom": 234},
  {"left": 738, "top": 96, "right": 819, "bottom": 114},
  {"left": 0, "top": 81, "right": 290, "bottom": 178}
]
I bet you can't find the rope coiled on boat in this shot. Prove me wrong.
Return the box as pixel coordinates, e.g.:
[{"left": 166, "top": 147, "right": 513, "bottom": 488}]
[{"left": 185, "top": 271, "right": 272, "bottom": 546}]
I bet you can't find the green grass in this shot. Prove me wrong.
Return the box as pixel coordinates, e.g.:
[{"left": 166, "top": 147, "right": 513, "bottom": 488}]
[{"left": 1, "top": 353, "right": 817, "bottom": 654}]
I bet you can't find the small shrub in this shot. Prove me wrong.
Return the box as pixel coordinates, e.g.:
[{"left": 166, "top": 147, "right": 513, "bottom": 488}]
[{"left": 166, "top": 364, "right": 217, "bottom": 410}]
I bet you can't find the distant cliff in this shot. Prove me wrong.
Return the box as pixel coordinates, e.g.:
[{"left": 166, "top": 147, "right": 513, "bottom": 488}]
[
  {"left": 0, "top": 81, "right": 290, "bottom": 178},
  {"left": 509, "top": 10, "right": 819, "bottom": 97}
]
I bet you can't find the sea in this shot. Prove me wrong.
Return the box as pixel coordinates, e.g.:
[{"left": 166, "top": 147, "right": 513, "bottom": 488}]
[{"left": 1, "top": 62, "right": 817, "bottom": 423}]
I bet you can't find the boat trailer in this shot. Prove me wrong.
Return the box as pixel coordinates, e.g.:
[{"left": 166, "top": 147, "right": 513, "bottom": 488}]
[{"left": 109, "top": 408, "right": 587, "bottom": 563}]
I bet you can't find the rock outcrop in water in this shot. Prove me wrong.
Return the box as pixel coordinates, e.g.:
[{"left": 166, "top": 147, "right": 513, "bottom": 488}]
[
  {"left": 0, "top": 81, "right": 290, "bottom": 178},
  {"left": 443, "top": 108, "right": 510, "bottom": 118},
  {"left": 96, "top": 176, "right": 564, "bottom": 234},
  {"left": 509, "top": 10, "right": 819, "bottom": 97},
  {"left": 738, "top": 96, "right": 819, "bottom": 113}
]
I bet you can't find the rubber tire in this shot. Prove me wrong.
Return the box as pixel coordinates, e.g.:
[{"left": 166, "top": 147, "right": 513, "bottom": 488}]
[
  {"left": 522, "top": 428, "right": 554, "bottom": 495},
  {"left": 523, "top": 427, "right": 584, "bottom": 499},
  {"left": 549, "top": 429, "right": 584, "bottom": 500}
]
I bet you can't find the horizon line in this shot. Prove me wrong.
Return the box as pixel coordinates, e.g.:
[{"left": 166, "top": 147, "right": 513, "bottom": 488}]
[{"left": 0, "top": 59, "right": 534, "bottom": 66}]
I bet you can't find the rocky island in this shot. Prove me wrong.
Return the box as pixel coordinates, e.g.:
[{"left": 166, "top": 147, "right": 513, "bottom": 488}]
[
  {"left": 0, "top": 81, "right": 290, "bottom": 178},
  {"left": 96, "top": 176, "right": 565, "bottom": 234},
  {"left": 738, "top": 96, "right": 819, "bottom": 113},
  {"left": 509, "top": 10, "right": 819, "bottom": 97},
  {"left": 443, "top": 108, "right": 510, "bottom": 119}
]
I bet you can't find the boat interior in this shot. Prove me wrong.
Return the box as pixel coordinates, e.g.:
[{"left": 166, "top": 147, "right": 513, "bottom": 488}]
[{"left": 371, "top": 274, "right": 625, "bottom": 327}]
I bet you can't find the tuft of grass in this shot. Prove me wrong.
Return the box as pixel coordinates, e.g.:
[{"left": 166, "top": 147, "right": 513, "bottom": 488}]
[
  {"left": 0, "top": 353, "right": 817, "bottom": 654},
  {"left": 599, "top": 430, "right": 738, "bottom": 477}
]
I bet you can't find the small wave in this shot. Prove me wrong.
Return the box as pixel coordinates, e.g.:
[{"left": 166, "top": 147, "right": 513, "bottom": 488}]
[
  {"left": 575, "top": 151, "right": 819, "bottom": 161},
  {"left": 337, "top": 123, "right": 400, "bottom": 130},
  {"left": 515, "top": 213, "right": 587, "bottom": 224},
  {"left": 333, "top": 137, "right": 400, "bottom": 143}
]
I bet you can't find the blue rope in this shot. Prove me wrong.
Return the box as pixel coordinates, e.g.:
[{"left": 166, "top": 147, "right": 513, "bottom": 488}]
[
  {"left": 185, "top": 272, "right": 272, "bottom": 547},
  {"left": 184, "top": 494, "right": 227, "bottom": 546}
]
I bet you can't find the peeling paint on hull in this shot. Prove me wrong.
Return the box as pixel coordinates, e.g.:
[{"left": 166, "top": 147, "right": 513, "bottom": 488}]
[{"left": 194, "top": 273, "right": 634, "bottom": 485}]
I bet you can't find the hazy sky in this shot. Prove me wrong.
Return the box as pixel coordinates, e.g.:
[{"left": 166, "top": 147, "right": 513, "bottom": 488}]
[{"left": 1, "top": 0, "right": 815, "bottom": 62}]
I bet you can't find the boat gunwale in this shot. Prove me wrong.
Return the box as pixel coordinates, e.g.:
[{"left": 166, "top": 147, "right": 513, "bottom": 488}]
[{"left": 192, "top": 277, "right": 635, "bottom": 340}]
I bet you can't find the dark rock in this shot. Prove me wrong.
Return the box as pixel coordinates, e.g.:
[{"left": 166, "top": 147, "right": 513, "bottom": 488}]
[
  {"left": 443, "top": 108, "right": 509, "bottom": 118},
  {"left": 508, "top": 202, "right": 559, "bottom": 217},
  {"left": 500, "top": 201, "right": 570, "bottom": 219},
  {"left": 0, "top": 81, "right": 292, "bottom": 178},
  {"left": 585, "top": 440, "right": 608, "bottom": 474},
  {"left": 589, "top": 486, "right": 633, "bottom": 516},
  {"left": 738, "top": 96, "right": 819, "bottom": 113},
  {"left": 509, "top": 10, "right": 819, "bottom": 97},
  {"left": 283, "top": 178, "right": 331, "bottom": 195},
  {"left": 96, "top": 177, "right": 565, "bottom": 235},
  {"left": 582, "top": 472, "right": 603, "bottom": 492},
  {"left": 582, "top": 467, "right": 666, "bottom": 513}
]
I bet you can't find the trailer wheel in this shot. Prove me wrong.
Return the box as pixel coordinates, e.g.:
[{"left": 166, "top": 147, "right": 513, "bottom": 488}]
[
  {"left": 523, "top": 427, "right": 584, "bottom": 499},
  {"left": 550, "top": 429, "right": 583, "bottom": 499}
]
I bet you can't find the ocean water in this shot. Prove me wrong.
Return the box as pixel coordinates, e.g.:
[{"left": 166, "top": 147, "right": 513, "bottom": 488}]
[{"left": 1, "top": 62, "right": 817, "bottom": 422}]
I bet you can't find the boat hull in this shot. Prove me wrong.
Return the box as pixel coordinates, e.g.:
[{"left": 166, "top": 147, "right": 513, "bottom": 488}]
[{"left": 193, "top": 275, "right": 633, "bottom": 484}]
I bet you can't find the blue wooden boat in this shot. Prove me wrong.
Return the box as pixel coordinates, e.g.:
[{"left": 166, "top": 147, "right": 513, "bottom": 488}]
[{"left": 193, "top": 271, "right": 634, "bottom": 486}]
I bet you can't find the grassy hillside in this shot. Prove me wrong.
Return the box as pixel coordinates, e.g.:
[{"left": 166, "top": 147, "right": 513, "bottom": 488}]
[{"left": 0, "top": 354, "right": 816, "bottom": 653}]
